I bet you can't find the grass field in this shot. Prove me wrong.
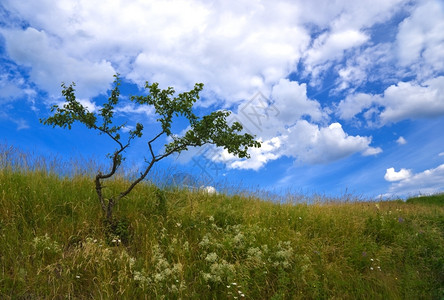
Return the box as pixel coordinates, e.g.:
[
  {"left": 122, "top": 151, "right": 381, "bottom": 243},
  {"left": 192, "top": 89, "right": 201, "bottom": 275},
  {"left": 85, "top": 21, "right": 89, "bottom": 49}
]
[{"left": 0, "top": 145, "right": 443, "bottom": 299}]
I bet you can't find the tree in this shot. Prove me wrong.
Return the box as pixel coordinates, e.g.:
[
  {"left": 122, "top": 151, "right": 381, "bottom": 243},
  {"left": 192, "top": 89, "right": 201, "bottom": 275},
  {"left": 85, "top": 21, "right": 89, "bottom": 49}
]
[{"left": 41, "top": 75, "right": 261, "bottom": 221}]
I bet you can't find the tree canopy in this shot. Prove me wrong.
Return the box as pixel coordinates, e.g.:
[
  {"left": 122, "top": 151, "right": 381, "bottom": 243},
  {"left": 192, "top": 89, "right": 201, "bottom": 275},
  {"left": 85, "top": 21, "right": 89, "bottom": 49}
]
[{"left": 41, "top": 75, "right": 261, "bottom": 220}]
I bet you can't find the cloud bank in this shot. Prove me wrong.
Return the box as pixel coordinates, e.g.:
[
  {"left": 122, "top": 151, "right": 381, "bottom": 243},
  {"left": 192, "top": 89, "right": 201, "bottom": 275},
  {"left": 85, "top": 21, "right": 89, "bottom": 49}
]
[{"left": 385, "top": 164, "right": 444, "bottom": 196}]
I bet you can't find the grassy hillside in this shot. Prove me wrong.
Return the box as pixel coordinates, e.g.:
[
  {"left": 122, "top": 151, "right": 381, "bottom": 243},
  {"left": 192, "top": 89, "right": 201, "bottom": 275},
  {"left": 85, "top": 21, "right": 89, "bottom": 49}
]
[
  {"left": 407, "top": 193, "right": 444, "bottom": 206},
  {"left": 0, "top": 151, "right": 443, "bottom": 298}
]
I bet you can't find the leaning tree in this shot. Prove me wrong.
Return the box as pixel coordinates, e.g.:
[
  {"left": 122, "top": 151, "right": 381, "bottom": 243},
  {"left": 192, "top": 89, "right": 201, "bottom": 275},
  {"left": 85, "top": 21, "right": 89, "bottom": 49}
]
[{"left": 41, "top": 75, "right": 261, "bottom": 221}]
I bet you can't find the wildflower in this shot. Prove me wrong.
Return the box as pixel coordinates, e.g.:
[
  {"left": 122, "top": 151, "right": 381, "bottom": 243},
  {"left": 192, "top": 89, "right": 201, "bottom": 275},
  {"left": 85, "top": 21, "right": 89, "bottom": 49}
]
[
  {"left": 75, "top": 275, "right": 80, "bottom": 279},
  {"left": 183, "top": 241, "right": 189, "bottom": 251},
  {"left": 370, "top": 267, "right": 374, "bottom": 270},
  {"left": 129, "top": 257, "right": 136, "bottom": 268},
  {"left": 233, "top": 232, "right": 244, "bottom": 244},
  {"left": 375, "top": 203, "right": 380, "bottom": 210},
  {"left": 398, "top": 217, "right": 404, "bottom": 223},
  {"left": 247, "top": 247, "right": 263, "bottom": 261},
  {"left": 205, "top": 252, "right": 218, "bottom": 263},
  {"left": 199, "top": 234, "right": 212, "bottom": 248}
]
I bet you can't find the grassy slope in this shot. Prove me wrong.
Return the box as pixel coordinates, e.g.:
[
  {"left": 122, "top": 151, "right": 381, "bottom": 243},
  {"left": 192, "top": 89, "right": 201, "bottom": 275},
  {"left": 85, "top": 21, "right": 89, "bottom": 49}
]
[{"left": 0, "top": 168, "right": 443, "bottom": 299}]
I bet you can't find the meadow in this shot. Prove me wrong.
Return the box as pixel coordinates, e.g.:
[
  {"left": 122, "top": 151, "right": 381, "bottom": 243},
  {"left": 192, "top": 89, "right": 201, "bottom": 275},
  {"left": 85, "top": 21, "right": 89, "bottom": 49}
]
[{"left": 0, "top": 145, "right": 443, "bottom": 299}]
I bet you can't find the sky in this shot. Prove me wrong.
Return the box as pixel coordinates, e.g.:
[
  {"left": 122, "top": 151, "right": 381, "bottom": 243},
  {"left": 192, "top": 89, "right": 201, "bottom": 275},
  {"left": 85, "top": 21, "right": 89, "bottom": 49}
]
[{"left": 1, "top": 0, "right": 444, "bottom": 199}]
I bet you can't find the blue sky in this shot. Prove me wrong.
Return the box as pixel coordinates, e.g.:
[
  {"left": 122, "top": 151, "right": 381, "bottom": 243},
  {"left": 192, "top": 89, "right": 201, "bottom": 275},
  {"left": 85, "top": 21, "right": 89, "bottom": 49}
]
[{"left": 1, "top": 0, "right": 444, "bottom": 199}]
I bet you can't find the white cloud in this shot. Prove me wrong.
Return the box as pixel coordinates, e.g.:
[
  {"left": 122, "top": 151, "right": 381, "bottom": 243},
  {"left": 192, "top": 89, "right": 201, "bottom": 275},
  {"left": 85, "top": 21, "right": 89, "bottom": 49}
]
[
  {"left": 196, "top": 120, "right": 381, "bottom": 169},
  {"left": 304, "top": 30, "right": 369, "bottom": 68},
  {"left": 177, "top": 85, "right": 381, "bottom": 170},
  {"left": 1, "top": 0, "right": 411, "bottom": 104},
  {"left": 116, "top": 103, "right": 154, "bottom": 118},
  {"left": 336, "top": 93, "right": 378, "bottom": 120},
  {"left": 284, "top": 121, "right": 381, "bottom": 164},
  {"left": 228, "top": 137, "right": 282, "bottom": 170},
  {"left": 299, "top": 0, "right": 406, "bottom": 82},
  {"left": 13, "top": 118, "right": 30, "bottom": 131},
  {"left": 396, "top": 136, "right": 407, "bottom": 145},
  {"left": 77, "top": 98, "right": 99, "bottom": 113},
  {"left": 384, "top": 167, "right": 412, "bottom": 182},
  {"left": 336, "top": 76, "right": 444, "bottom": 124},
  {"left": 396, "top": 0, "right": 444, "bottom": 78},
  {"left": 271, "top": 79, "right": 326, "bottom": 124},
  {"left": 334, "top": 43, "right": 395, "bottom": 92},
  {"left": 224, "top": 79, "right": 381, "bottom": 168},
  {"left": 0, "top": 74, "right": 26, "bottom": 102},
  {"left": 296, "top": 0, "right": 405, "bottom": 29},
  {"left": 1, "top": 27, "right": 115, "bottom": 99},
  {"left": 0, "top": 67, "right": 37, "bottom": 104},
  {"left": 126, "top": 7, "right": 310, "bottom": 102},
  {"left": 172, "top": 136, "right": 282, "bottom": 171},
  {"left": 1, "top": 0, "right": 414, "bottom": 172},
  {"left": 439, "top": 152, "right": 444, "bottom": 157},
  {"left": 380, "top": 77, "right": 444, "bottom": 123},
  {"left": 1, "top": 0, "right": 311, "bottom": 103},
  {"left": 386, "top": 164, "right": 444, "bottom": 195}
]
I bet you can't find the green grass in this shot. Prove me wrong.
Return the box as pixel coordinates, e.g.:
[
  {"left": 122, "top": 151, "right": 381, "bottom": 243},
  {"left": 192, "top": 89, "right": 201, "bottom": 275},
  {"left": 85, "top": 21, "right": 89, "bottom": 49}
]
[
  {"left": 407, "top": 193, "right": 444, "bottom": 206},
  {"left": 0, "top": 147, "right": 443, "bottom": 299}
]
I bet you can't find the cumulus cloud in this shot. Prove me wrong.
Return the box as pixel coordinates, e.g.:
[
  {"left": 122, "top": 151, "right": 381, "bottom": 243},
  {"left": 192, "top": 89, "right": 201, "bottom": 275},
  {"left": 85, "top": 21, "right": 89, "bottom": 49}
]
[
  {"left": 116, "top": 103, "right": 154, "bottom": 118},
  {"left": 284, "top": 121, "right": 381, "bottom": 164},
  {"left": 336, "top": 93, "right": 378, "bottom": 120},
  {"left": 228, "top": 137, "right": 282, "bottom": 170},
  {"left": 1, "top": 27, "right": 115, "bottom": 99},
  {"left": 177, "top": 83, "right": 381, "bottom": 171},
  {"left": 384, "top": 167, "right": 412, "bottom": 182},
  {"left": 217, "top": 79, "right": 381, "bottom": 169},
  {"left": 1, "top": 0, "right": 312, "bottom": 103},
  {"left": 0, "top": 63, "right": 37, "bottom": 105},
  {"left": 334, "top": 43, "right": 395, "bottom": 92},
  {"left": 396, "top": 136, "right": 407, "bottom": 145},
  {"left": 379, "top": 77, "right": 444, "bottom": 123},
  {"left": 199, "top": 120, "right": 381, "bottom": 170},
  {"left": 300, "top": 0, "right": 406, "bottom": 83},
  {"left": 0, "top": 74, "right": 27, "bottom": 103},
  {"left": 271, "top": 79, "right": 326, "bottom": 124},
  {"left": 334, "top": 0, "right": 444, "bottom": 125},
  {"left": 396, "top": 0, "right": 444, "bottom": 78},
  {"left": 1, "top": 0, "right": 426, "bottom": 173},
  {"left": 304, "top": 30, "right": 369, "bottom": 68},
  {"left": 336, "top": 76, "right": 444, "bottom": 124},
  {"left": 386, "top": 164, "right": 444, "bottom": 195},
  {"left": 1, "top": 0, "right": 412, "bottom": 104}
]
